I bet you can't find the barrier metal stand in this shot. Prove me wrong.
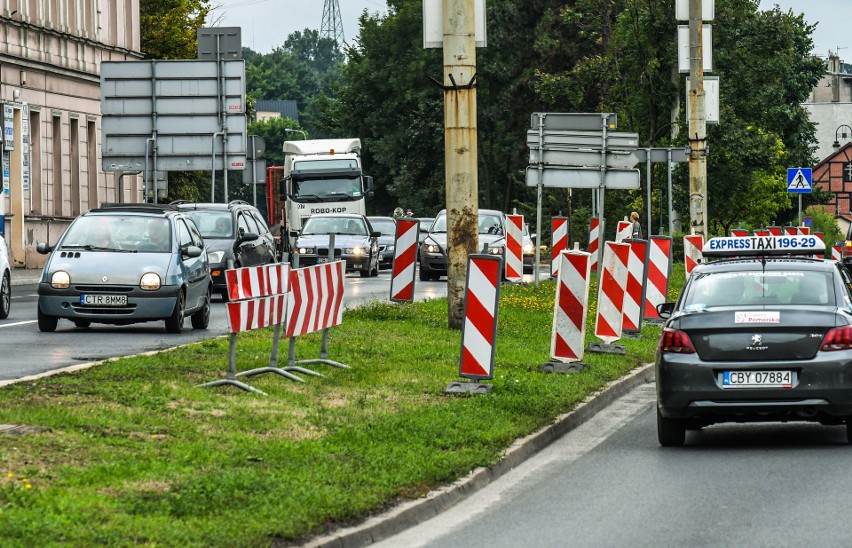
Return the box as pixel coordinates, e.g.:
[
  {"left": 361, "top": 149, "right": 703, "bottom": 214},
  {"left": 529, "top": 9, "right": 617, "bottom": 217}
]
[
  {"left": 197, "top": 333, "right": 267, "bottom": 395},
  {"left": 235, "top": 321, "right": 319, "bottom": 382},
  {"left": 287, "top": 328, "right": 350, "bottom": 370},
  {"left": 445, "top": 378, "right": 493, "bottom": 395}
]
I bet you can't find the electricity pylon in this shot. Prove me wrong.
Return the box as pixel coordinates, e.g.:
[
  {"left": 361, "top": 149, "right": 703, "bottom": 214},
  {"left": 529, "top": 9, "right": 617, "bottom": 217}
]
[{"left": 321, "top": 0, "right": 345, "bottom": 49}]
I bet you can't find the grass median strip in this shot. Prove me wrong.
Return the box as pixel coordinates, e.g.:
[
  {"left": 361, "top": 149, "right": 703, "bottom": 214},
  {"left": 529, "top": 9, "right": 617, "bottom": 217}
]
[{"left": 0, "top": 266, "right": 684, "bottom": 545}]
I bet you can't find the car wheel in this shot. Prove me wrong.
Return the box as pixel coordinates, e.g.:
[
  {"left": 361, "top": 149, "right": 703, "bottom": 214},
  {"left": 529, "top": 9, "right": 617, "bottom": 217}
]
[
  {"left": 165, "top": 290, "right": 186, "bottom": 334},
  {"left": 220, "top": 290, "right": 230, "bottom": 302},
  {"left": 846, "top": 422, "right": 852, "bottom": 444},
  {"left": 73, "top": 320, "right": 91, "bottom": 328},
  {"left": 191, "top": 288, "right": 211, "bottom": 330},
  {"left": 37, "top": 306, "right": 58, "bottom": 332},
  {"left": 657, "top": 406, "right": 685, "bottom": 447},
  {"left": 359, "top": 268, "right": 370, "bottom": 278},
  {"left": 419, "top": 264, "right": 430, "bottom": 281},
  {"left": 0, "top": 271, "right": 10, "bottom": 319}
]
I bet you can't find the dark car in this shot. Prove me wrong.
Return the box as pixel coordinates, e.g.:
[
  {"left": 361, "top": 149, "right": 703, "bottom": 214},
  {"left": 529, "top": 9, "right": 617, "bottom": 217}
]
[
  {"left": 655, "top": 234, "right": 852, "bottom": 446},
  {"left": 419, "top": 209, "right": 507, "bottom": 281},
  {"left": 35, "top": 204, "right": 212, "bottom": 333},
  {"left": 295, "top": 214, "right": 380, "bottom": 277},
  {"left": 173, "top": 200, "right": 276, "bottom": 300},
  {"left": 367, "top": 216, "right": 397, "bottom": 270}
]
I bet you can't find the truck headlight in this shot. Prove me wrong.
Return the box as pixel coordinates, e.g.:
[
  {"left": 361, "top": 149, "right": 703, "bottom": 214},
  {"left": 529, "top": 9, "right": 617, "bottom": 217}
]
[
  {"left": 140, "top": 272, "right": 161, "bottom": 290},
  {"left": 346, "top": 247, "right": 365, "bottom": 255},
  {"left": 51, "top": 270, "right": 70, "bottom": 289},
  {"left": 208, "top": 251, "right": 225, "bottom": 264}
]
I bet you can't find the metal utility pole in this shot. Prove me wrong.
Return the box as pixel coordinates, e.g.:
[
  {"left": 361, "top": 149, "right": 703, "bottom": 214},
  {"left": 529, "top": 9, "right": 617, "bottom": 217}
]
[
  {"left": 443, "top": 0, "right": 478, "bottom": 330},
  {"left": 688, "top": 0, "right": 707, "bottom": 236},
  {"left": 321, "top": 0, "right": 346, "bottom": 49}
]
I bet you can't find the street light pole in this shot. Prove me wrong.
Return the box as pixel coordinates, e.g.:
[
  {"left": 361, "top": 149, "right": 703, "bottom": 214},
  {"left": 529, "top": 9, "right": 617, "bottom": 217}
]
[
  {"left": 832, "top": 124, "right": 852, "bottom": 149},
  {"left": 284, "top": 128, "right": 308, "bottom": 140}
]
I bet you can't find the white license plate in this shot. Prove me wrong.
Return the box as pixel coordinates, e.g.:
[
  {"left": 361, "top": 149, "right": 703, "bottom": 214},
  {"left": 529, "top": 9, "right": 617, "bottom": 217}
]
[
  {"left": 722, "top": 370, "right": 793, "bottom": 389},
  {"left": 317, "top": 257, "right": 328, "bottom": 263},
  {"left": 80, "top": 294, "right": 127, "bottom": 307}
]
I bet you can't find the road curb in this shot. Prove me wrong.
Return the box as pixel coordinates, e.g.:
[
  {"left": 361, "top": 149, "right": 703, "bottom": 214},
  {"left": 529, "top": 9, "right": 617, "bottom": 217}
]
[{"left": 303, "top": 362, "right": 656, "bottom": 548}]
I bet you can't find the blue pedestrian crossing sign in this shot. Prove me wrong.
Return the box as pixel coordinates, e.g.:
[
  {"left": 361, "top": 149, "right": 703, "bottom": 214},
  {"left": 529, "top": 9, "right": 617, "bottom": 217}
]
[{"left": 787, "top": 167, "right": 812, "bottom": 194}]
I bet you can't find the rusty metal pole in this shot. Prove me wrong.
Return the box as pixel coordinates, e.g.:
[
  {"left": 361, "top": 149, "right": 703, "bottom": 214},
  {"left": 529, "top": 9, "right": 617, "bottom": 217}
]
[
  {"left": 443, "top": 0, "right": 478, "bottom": 329},
  {"left": 688, "top": 0, "right": 707, "bottom": 237}
]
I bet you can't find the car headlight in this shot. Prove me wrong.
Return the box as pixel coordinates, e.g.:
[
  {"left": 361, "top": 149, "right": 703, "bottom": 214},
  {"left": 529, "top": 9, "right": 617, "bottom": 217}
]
[
  {"left": 140, "top": 272, "right": 161, "bottom": 291},
  {"left": 208, "top": 251, "right": 225, "bottom": 264},
  {"left": 523, "top": 243, "right": 535, "bottom": 254},
  {"left": 423, "top": 243, "right": 441, "bottom": 254},
  {"left": 50, "top": 270, "right": 70, "bottom": 289},
  {"left": 386, "top": 245, "right": 395, "bottom": 252},
  {"left": 346, "top": 247, "right": 365, "bottom": 255},
  {"left": 298, "top": 247, "right": 314, "bottom": 255},
  {"left": 488, "top": 246, "right": 504, "bottom": 255}
]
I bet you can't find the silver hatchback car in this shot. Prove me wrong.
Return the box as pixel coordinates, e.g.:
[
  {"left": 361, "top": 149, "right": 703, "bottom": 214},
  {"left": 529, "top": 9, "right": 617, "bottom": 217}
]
[{"left": 36, "top": 204, "right": 212, "bottom": 333}]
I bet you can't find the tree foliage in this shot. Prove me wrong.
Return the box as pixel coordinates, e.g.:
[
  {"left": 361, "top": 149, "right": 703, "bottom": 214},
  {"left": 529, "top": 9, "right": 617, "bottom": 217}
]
[{"left": 140, "top": 0, "right": 211, "bottom": 60}]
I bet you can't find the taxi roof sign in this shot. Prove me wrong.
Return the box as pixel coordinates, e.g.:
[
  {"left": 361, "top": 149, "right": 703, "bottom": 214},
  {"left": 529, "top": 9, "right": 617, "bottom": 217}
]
[{"left": 703, "top": 235, "right": 825, "bottom": 257}]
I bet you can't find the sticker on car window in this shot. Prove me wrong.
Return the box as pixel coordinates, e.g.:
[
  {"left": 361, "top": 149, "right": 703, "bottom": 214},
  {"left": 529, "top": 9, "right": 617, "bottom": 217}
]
[
  {"left": 684, "top": 303, "right": 707, "bottom": 312},
  {"left": 734, "top": 311, "right": 780, "bottom": 324}
]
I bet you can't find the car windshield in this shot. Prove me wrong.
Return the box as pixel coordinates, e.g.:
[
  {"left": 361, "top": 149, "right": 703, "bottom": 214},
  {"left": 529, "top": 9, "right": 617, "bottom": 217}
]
[
  {"left": 59, "top": 216, "right": 172, "bottom": 253},
  {"left": 369, "top": 218, "right": 396, "bottom": 235},
  {"left": 418, "top": 218, "right": 434, "bottom": 232},
  {"left": 683, "top": 270, "right": 834, "bottom": 309},
  {"left": 184, "top": 210, "right": 233, "bottom": 239},
  {"left": 430, "top": 213, "right": 503, "bottom": 235},
  {"left": 302, "top": 216, "right": 366, "bottom": 236}
]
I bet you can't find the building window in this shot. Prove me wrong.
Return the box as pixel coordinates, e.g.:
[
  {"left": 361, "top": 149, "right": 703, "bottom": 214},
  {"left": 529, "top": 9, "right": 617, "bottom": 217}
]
[
  {"left": 52, "top": 114, "right": 62, "bottom": 216},
  {"left": 87, "top": 120, "right": 97, "bottom": 208},
  {"left": 69, "top": 118, "right": 79, "bottom": 216},
  {"left": 30, "top": 109, "right": 41, "bottom": 214}
]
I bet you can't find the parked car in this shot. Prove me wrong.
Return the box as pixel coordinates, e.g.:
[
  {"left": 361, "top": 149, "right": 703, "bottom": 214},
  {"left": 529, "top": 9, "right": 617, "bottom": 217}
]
[
  {"left": 173, "top": 200, "right": 275, "bottom": 300},
  {"left": 484, "top": 222, "right": 536, "bottom": 274},
  {"left": 294, "top": 214, "right": 380, "bottom": 277},
  {"left": 655, "top": 234, "right": 852, "bottom": 446},
  {"left": 419, "top": 209, "right": 507, "bottom": 281},
  {"left": 367, "top": 216, "right": 397, "bottom": 270},
  {"left": 0, "top": 234, "right": 10, "bottom": 319},
  {"left": 35, "top": 203, "right": 212, "bottom": 333}
]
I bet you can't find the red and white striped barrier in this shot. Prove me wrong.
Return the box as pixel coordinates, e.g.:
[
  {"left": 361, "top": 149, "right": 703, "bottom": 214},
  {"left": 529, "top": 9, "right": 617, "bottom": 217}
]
[
  {"left": 798, "top": 226, "right": 810, "bottom": 235},
  {"left": 286, "top": 261, "right": 345, "bottom": 338},
  {"left": 622, "top": 239, "right": 647, "bottom": 333},
  {"left": 755, "top": 229, "right": 770, "bottom": 237},
  {"left": 459, "top": 255, "right": 502, "bottom": 380},
  {"left": 615, "top": 220, "right": 632, "bottom": 242},
  {"left": 767, "top": 226, "right": 781, "bottom": 236},
  {"left": 814, "top": 232, "right": 825, "bottom": 259},
  {"left": 833, "top": 243, "right": 842, "bottom": 262},
  {"left": 643, "top": 236, "right": 672, "bottom": 321},
  {"left": 551, "top": 217, "right": 568, "bottom": 276},
  {"left": 390, "top": 218, "right": 419, "bottom": 302},
  {"left": 225, "top": 264, "right": 289, "bottom": 333},
  {"left": 731, "top": 229, "right": 748, "bottom": 237},
  {"left": 588, "top": 218, "right": 600, "bottom": 272},
  {"left": 684, "top": 234, "right": 704, "bottom": 279},
  {"left": 505, "top": 214, "right": 524, "bottom": 282},
  {"left": 784, "top": 226, "right": 797, "bottom": 236},
  {"left": 594, "top": 241, "right": 630, "bottom": 344},
  {"left": 551, "top": 251, "right": 591, "bottom": 362}
]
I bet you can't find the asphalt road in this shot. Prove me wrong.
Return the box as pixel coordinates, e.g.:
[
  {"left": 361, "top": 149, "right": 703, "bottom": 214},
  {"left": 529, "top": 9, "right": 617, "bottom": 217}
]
[
  {"left": 0, "top": 268, "right": 450, "bottom": 382},
  {"left": 377, "top": 382, "right": 852, "bottom": 547}
]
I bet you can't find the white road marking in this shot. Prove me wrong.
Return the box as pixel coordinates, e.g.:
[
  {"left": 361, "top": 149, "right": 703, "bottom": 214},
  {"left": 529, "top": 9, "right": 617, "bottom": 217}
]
[{"left": 0, "top": 320, "right": 38, "bottom": 328}]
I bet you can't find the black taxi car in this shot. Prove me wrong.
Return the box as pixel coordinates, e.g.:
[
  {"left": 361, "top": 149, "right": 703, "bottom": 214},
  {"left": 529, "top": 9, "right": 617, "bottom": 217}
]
[{"left": 655, "top": 234, "right": 852, "bottom": 446}]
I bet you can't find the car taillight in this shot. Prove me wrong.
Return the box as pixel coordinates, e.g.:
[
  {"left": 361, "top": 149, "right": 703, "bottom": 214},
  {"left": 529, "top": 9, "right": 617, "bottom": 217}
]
[
  {"left": 820, "top": 326, "right": 852, "bottom": 351},
  {"left": 659, "top": 328, "right": 696, "bottom": 354},
  {"left": 844, "top": 241, "right": 852, "bottom": 258}
]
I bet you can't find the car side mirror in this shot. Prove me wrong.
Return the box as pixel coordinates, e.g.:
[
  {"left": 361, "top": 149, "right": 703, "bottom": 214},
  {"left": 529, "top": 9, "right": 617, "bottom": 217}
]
[
  {"left": 289, "top": 230, "right": 300, "bottom": 238},
  {"left": 370, "top": 231, "right": 381, "bottom": 238},
  {"left": 234, "top": 232, "right": 259, "bottom": 252},
  {"left": 656, "top": 302, "right": 676, "bottom": 319},
  {"left": 531, "top": 233, "right": 537, "bottom": 241},
  {"left": 184, "top": 245, "right": 203, "bottom": 259},
  {"left": 36, "top": 242, "right": 53, "bottom": 255}
]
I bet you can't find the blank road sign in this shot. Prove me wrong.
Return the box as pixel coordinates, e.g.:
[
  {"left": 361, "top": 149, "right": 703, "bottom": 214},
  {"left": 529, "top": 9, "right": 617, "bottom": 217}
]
[
  {"left": 530, "top": 113, "right": 617, "bottom": 131},
  {"left": 525, "top": 167, "right": 640, "bottom": 189}
]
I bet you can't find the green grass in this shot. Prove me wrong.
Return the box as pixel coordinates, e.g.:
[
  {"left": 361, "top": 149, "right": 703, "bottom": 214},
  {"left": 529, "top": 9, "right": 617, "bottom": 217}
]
[{"left": 0, "top": 265, "right": 685, "bottom": 546}]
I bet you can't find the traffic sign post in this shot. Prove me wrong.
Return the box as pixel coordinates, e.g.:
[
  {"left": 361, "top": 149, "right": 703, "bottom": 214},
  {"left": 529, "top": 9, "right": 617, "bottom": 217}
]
[{"left": 787, "top": 167, "right": 812, "bottom": 226}]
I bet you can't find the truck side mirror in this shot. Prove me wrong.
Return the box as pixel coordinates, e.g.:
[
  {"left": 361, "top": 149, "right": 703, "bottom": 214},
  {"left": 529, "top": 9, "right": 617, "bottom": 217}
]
[{"left": 364, "top": 175, "right": 374, "bottom": 193}]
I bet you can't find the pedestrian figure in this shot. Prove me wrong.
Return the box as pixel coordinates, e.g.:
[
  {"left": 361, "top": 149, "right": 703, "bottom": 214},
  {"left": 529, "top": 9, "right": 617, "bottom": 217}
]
[{"left": 630, "top": 211, "right": 642, "bottom": 239}]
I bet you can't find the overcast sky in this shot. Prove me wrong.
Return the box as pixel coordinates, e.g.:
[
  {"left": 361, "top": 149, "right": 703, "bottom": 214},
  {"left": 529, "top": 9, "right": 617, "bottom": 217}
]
[{"left": 211, "top": 0, "right": 845, "bottom": 60}]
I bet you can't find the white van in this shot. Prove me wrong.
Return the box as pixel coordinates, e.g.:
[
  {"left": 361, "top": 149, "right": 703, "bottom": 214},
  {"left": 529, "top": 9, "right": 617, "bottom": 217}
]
[{"left": 0, "top": 234, "right": 10, "bottom": 319}]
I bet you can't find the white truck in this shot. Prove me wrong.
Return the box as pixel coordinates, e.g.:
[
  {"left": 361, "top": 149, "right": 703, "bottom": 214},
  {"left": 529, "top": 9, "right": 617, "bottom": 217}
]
[{"left": 266, "top": 138, "right": 373, "bottom": 258}]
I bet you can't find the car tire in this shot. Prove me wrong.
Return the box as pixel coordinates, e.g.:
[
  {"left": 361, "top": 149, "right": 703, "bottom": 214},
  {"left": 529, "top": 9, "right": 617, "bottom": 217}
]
[
  {"left": 657, "top": 406, "right": 685, "bottom": 447},
  {"left": 846, "top": 422, "right": 852, "bottom": 445},
  {"left": 191, "top": 288, "right": 211, "bottom": 330},
  {"left": 359, "top": 268, "right": 370, "bottom": 278},
  {"left": 165, "top": 290, "right": 186, "bottom": 334},
  {"left": 37, "top": 306, "right": 58, "bottom": 332},
  {"left": 73, "top": 320, "right": 91, "bottom": 328},
  {"left": 419, "top": 264, "right": 430, "bottom": 281},
  {"left": 220, "top": 290, "right": 230, "bottom": 302},
  {"left": 0, "top": 271, "right": 10, "bottom": 320}
]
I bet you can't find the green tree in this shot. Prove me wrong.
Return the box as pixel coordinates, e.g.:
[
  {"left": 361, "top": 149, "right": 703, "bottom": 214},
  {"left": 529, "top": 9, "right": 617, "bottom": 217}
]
[
  {"left": 140, "top": 0, "right": 211, "bottom": 59},
  {"left": 803, "top": 205, "right": 843, "bottom": 247}
]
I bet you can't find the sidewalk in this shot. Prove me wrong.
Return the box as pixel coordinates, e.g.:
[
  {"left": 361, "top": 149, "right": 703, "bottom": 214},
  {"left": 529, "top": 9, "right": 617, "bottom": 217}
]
[{"left": 11, "top": 267, "right": 42, "bottom": 287}]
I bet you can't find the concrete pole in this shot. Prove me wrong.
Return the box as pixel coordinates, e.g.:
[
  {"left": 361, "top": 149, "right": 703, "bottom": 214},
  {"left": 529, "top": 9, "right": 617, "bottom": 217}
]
[
  {"left": 443, "top": 0, "right": 478, "bottom": 330},
  {"left": 688, "top": 0, "right": 707, "bottom": 237}
]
